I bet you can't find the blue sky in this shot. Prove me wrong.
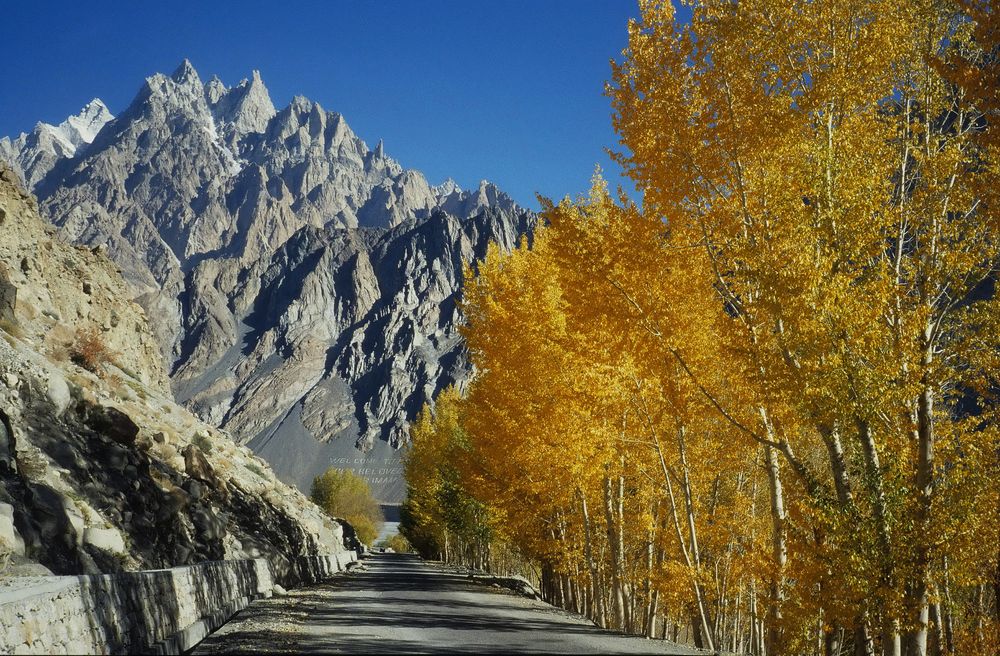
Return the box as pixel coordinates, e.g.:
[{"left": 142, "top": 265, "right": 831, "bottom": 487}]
[{"left": 0, "top": 1, "right": 678, "bottom": 209}]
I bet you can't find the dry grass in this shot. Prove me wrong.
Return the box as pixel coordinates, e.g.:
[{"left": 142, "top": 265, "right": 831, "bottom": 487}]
[
  {"left": 18, "top": 301, "right": 38, "bottom": 321},
  {"left": 44, "top": 323, "right": 75, "bottom": 363},
  {"left": 192, "top": 432, "right": 213, "bottom": 454},
  {"left": 124, "top": 377, "right": 148, "bottom": 400},
  {"left": 0, "top": 318, "right": 23, "bottom": 339},
  {"left": 69, "top": 326, "right": 113, "bottom": 374}
]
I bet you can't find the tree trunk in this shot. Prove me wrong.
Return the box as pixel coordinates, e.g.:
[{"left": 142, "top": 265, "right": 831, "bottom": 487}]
[
  {"left": 941, "top": 557, "right": 954, "bottom": 655},
  {"left": 903, "top": 349, "right": 935, "bottom": 656},
  {"left": 765, "top": 443, "right": 787, "bottom": 656},
  {"left": 663, "top": 458, "right": 714, "bottom": 649},
  {"left": 579, "top": 489, "right": 606, "bottom": 626},
  {"left": 854, "top": 621, "right": 874, "bottom": 656},
  {"left": 825, "top": 624, "right": 844, "bottom": 656},
  {"left": 603, "top": 475, "right": 626, "bottom": 630},
  {"left": 640, "top": 404, "right": 715, "bottom": 650},
  {"left": 927, "top": 599, "right": 943, "bottom": 656},
  {"left": 691, "top": 611, "right": 706, "bottom": 649},
  {"left": 644, "top": 514, "right": 657, "bottom": 638}
]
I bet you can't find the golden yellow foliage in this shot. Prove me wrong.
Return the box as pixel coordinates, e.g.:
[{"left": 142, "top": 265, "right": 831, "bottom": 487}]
[{"left": 402, "top": 2, "right": 999, "bottom": 654}]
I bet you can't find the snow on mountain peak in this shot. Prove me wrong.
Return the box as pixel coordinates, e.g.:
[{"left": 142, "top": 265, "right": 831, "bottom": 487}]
[
  {"left": 60, "top": 98, "right": 114, "bottom": 148},
  {"left": 28, "top": 98, "right": 115, "bottom": 157},
  {"left": 432, "top": 178, "right": 462, "bottom": 199}
]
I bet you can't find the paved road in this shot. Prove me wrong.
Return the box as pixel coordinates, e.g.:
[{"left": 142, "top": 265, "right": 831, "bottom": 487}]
[{"left": 195, "top": 553, "right": 706, "bottom": 655}]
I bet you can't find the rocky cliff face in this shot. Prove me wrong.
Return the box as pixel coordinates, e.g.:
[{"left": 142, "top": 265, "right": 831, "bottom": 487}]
[
  {"left": 0, "top": 167, "right": 349, "bottom": 577},
  {"left": 1, "top": 61, "right": 534, "bottom": 500}
]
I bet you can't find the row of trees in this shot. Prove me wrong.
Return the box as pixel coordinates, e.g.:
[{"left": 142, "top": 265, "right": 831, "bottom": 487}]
[{"left": 403, "top": 1, "right": 998, "bottom": 655}]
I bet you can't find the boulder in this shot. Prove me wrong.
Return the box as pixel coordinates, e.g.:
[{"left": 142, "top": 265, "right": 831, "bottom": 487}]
[
  {"left": 0, "top": 266, "right": 15, "bottom": 324},
  {"left": 46, "top": 372, "right": 71, "bottom": 416},
  {"left": 83, "top": 526, "right": 126, "bottom": 554},
  {"left": 190, "top": 506, "right": 226, "bottom": 541},
  {"left": 2, "top": 560, "right": 54, "bottom": 577},
  {"left": 61, "top": 498, "right": 86, "bottom": 546},
  {"left": 103, "top": 442, "right": 130, "bottom": 472},
  {"left": 0, "top": 503, "right": 25, "bottom": 556},
  {"left": 0, "top": 411, "right": 14, "bottom": 474},
  {"left": 85, "top": 405, "right": 140, "bottom": 446},
  {"left": 183, "top": 479, "right": 206, "bottom": 501},
  {"left": 182, "top": 444, "right": 219, "bottom": 487},
  {"left": 158, "top": 487, "right": 190, "bottom": 520}
]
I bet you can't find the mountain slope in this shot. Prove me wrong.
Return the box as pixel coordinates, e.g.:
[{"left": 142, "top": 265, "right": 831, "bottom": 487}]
[
  {"left": 2, "top": 61, "right": 534, "bottom": 500},
  {"left": 0, "top": 166, "right": 349, "bottom": 577}
]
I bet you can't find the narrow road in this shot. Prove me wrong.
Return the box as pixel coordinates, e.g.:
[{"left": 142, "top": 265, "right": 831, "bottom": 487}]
[{"left": 194, "top": 553, "right": 707, "bottom": 655}]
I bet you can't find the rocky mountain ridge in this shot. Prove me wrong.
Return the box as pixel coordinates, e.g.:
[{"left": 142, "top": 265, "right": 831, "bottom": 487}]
[
  {"left": 1, "top": 61, "right": 535, "bottom": 500},
  {"left": 0, "top": 99, "right": 113, "bottom": 190}
]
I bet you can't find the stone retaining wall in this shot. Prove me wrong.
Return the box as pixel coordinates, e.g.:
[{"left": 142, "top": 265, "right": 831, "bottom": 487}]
[{"left": 0, "top": 551, "right": 357, "bottom": 655}]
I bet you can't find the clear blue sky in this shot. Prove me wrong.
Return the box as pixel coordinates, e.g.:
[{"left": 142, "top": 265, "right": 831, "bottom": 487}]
[{"left": 0, "top": 1, "right": 686, "bottom": 209}]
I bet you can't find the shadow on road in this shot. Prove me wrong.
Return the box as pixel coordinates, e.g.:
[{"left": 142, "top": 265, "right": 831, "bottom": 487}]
[{"left": 195, "top": 554, "right": 704, "bottom": 655}]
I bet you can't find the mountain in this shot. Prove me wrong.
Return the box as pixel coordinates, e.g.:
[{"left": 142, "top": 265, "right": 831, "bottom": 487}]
[
  {"left": 0, "top": 99, "right": 113, "bottom": 190},
  {"left": 0, "top": 165, "right": 349, "bottom": 577},
  {"left": 1, "top": 61, "right": 534, "bottom": 501}
]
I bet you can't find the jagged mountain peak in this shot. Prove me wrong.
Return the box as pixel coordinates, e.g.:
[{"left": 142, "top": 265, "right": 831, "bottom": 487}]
[
  {"left": 205, "top": 75, "right": 227, "bottom": 105},
  {"left": 0, "top": 97, "right": 114, "bottom": 189},
  {"left": 288, "top": 94, "right": 317, "bottom": 114},
  {"left": 476, "top": 179, "right": 517, "bottom": 208},
  {"left": 133, "top": 64, "right": 214, "bottom": 130},
  {"left": 171, "top": 58, "right": 200, "bottom": 85},
  {"left": 75, "top": 98, "right": 111, "bottom": 122},
  {"left": 432, "top": 177, "right": 462, "bottom": 198},
  {"left": 58, "top": 98, "right": 114, "bottom": 149},
  {"left": 1, "top": 62, "right": 535, "bottom": 501},
  {"left": 32, "top": 98, "right": 113, "bottom": 151},
  {"left": 207, "top": 68, "right": 275, "bottom": 138}
]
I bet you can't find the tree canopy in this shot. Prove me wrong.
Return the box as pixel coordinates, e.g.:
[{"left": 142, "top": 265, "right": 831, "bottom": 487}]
[
  {"left": 403, "top": 2, "right": 999, "bottom": 654},
  {"left": 311, "top": 468, "right": 384, "bottom": 546}
]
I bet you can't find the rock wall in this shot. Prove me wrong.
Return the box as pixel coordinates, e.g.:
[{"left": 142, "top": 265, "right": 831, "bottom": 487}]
[{"left": 0, "top": 551, "right": 356, "bottom": 655}]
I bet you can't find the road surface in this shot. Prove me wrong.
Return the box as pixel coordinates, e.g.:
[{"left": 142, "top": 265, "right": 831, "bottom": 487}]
[{"left": 194, "top": 553, "right": 707, "bottom": 655}]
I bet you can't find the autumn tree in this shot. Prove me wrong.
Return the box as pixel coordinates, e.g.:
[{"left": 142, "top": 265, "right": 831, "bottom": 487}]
[
  {"left": 311, "top": 468, "right": 384, "bottom": 546},
  {"left": 402, "top": 387, "right": 497, "bottom": 569},
  {"left": 402, "top": 2, "right": 998, "bottom": 655},
  {"left": 610, "top": 1, "right": 999, "bottom": 654}
]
